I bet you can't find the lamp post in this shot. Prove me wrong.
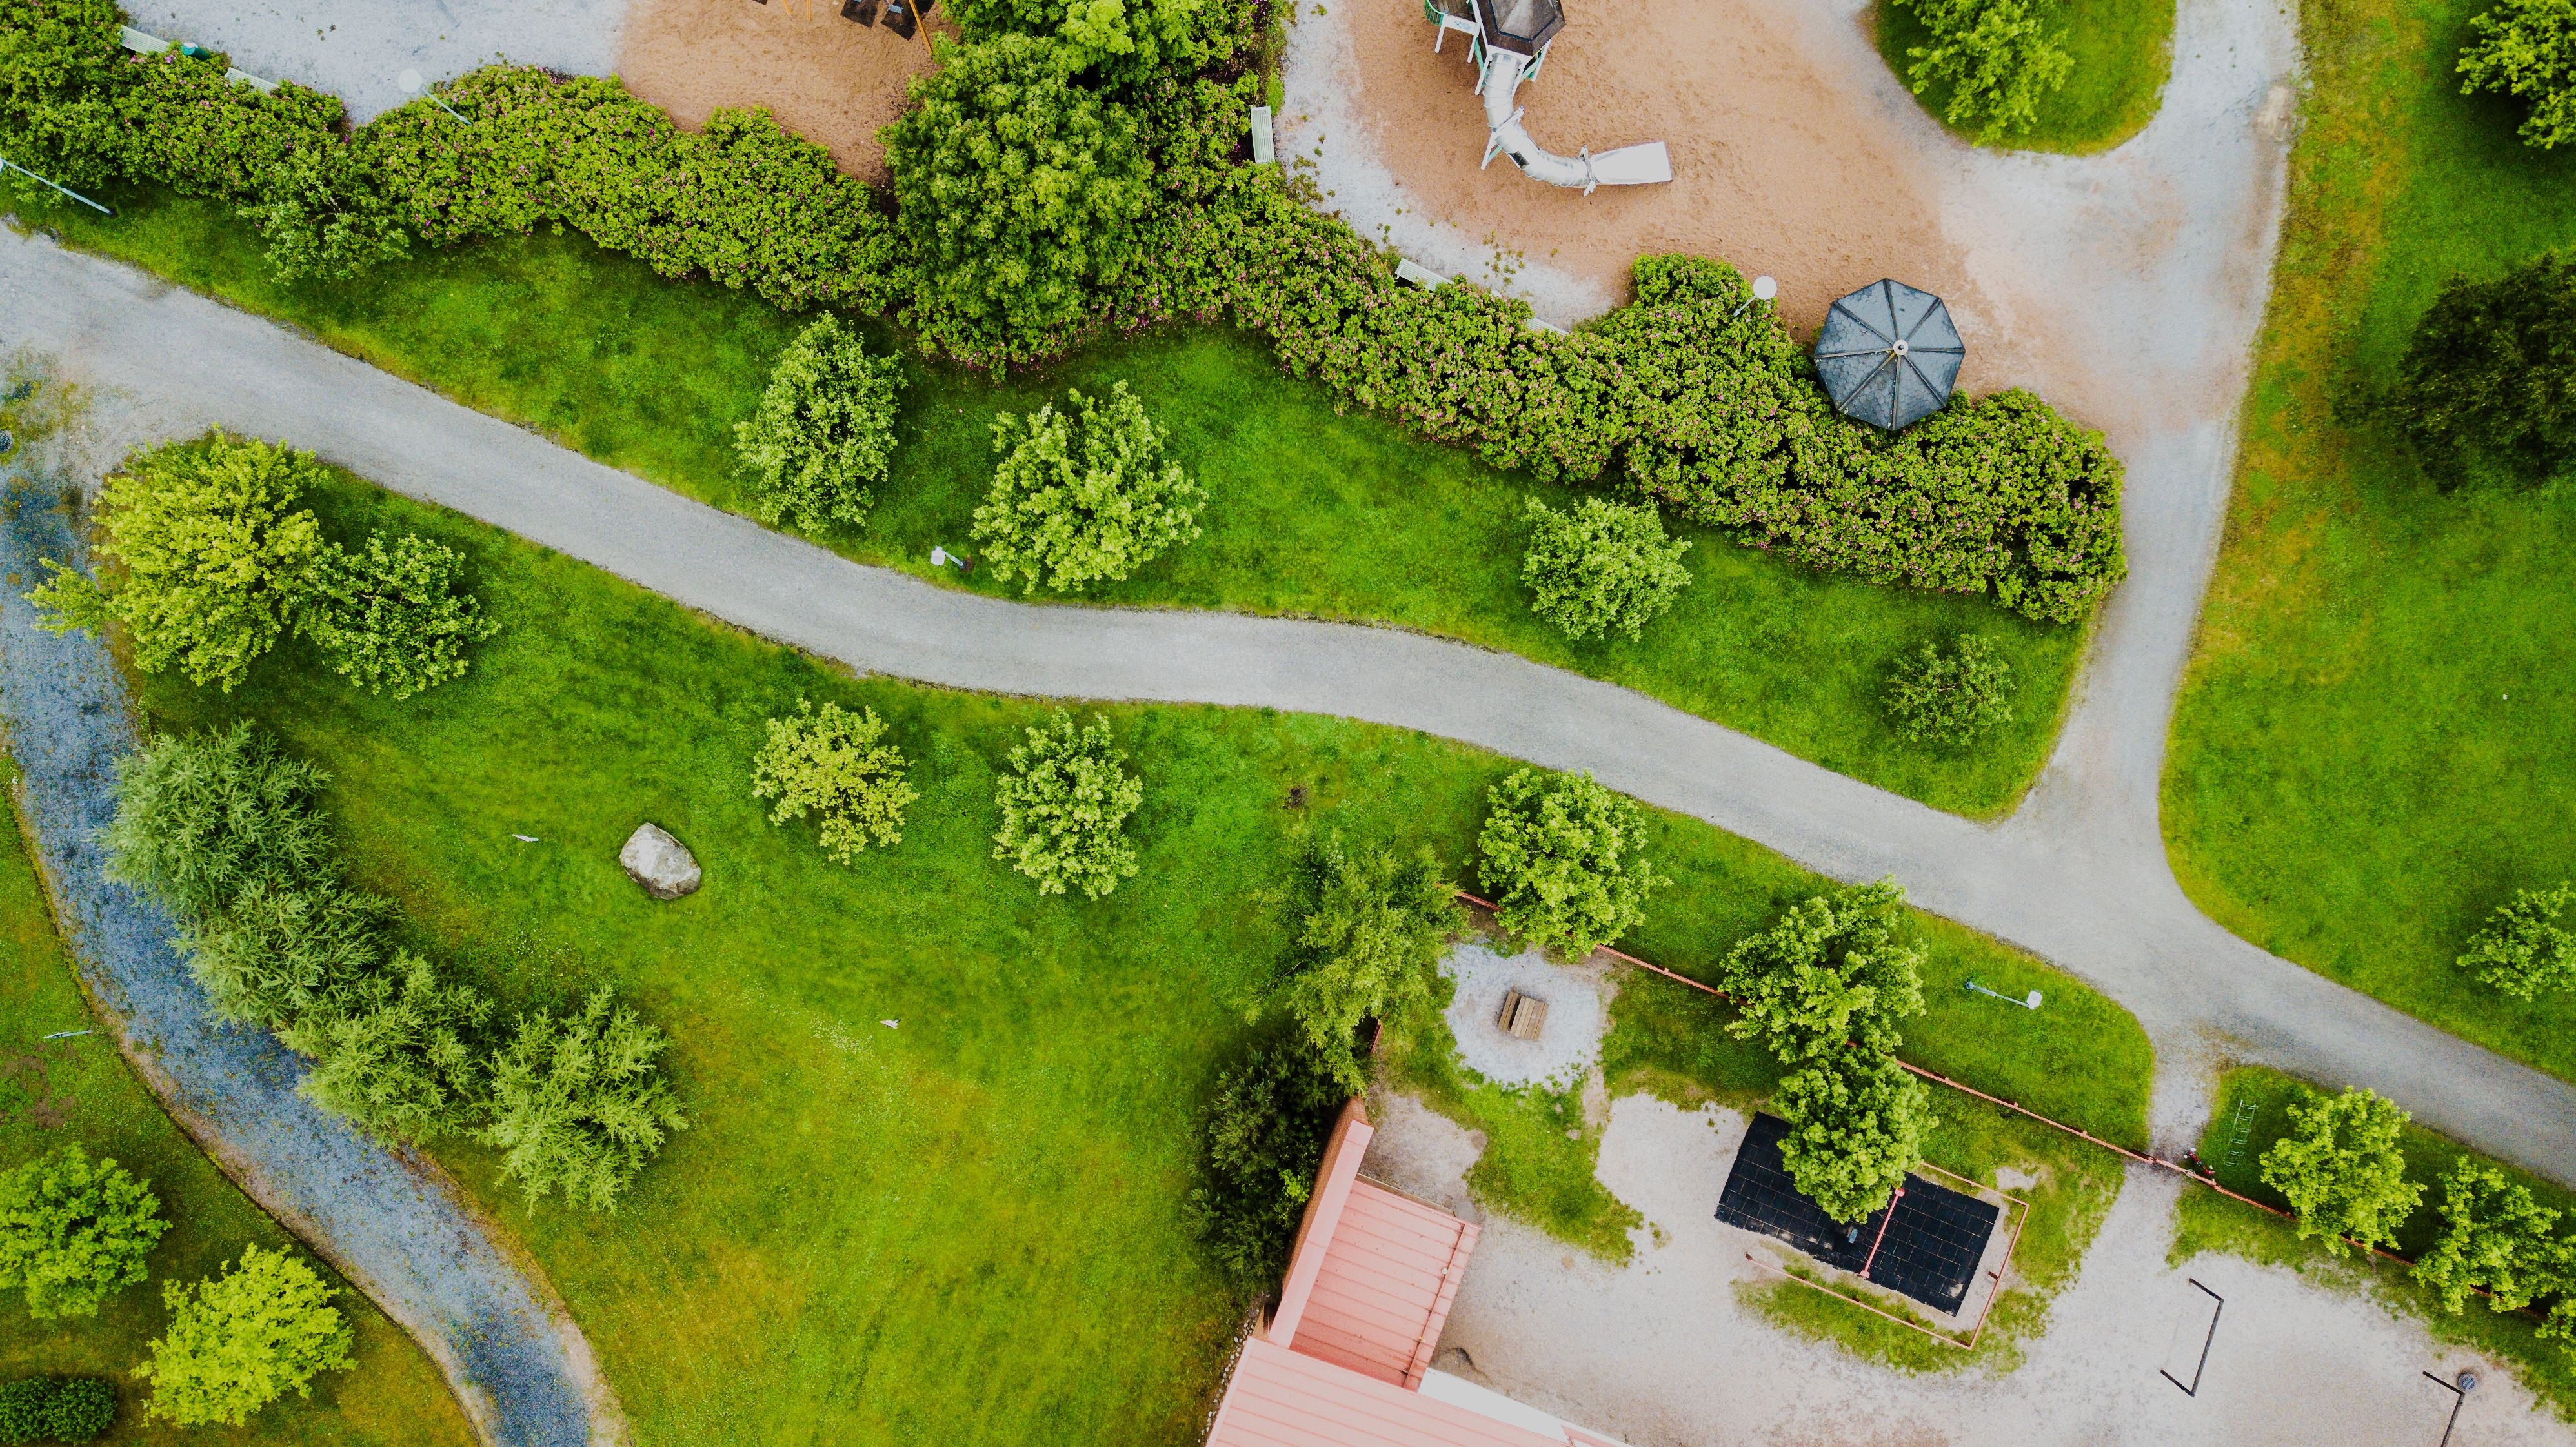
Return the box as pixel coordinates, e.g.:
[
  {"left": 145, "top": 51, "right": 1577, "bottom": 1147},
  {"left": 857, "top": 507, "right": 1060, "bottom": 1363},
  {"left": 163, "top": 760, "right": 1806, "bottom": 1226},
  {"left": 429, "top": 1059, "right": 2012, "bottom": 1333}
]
[
  {"left": 397, "top": 69, "right": 469, "bottom": 124},
  {"left": 1731, "top": 275, "right": 1777, "bottom": 318},
  {"left": 1965, "top": 980, "right": 2041, "bottom": 1010},
  {"left": 2424, "top": 1370, "right": 2476, "bottom": 1446}
]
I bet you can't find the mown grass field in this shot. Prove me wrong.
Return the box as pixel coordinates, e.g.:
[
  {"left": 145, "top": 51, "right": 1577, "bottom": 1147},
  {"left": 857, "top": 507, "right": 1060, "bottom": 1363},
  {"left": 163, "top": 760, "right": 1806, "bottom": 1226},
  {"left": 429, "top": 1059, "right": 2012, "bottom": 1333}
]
[
  {"left": 0, "top": 767, "right": 476, "bottom": 1447},
  {"left": 19, "top": 185, "right": 2088, "bottom": 818},
  {"left": 107, "top": 465, "right": 2157, "bottom": 1441},
  {"left": 1875, "top": 0, "right": 2175, "bottom": 154},
  {"left": 2161, "top": 0, "right": 2576, "bottom": 1080},
  {"left": 2180, "top": 1066, "right": 2576, "bottom": 1415}
]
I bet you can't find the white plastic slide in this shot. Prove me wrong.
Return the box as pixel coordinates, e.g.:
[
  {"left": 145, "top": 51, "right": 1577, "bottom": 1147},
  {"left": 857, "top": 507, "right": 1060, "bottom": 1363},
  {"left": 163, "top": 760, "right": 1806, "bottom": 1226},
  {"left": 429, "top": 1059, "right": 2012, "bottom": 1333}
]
[{"left": 1477, "top": 49, "right": 1671, "bottom": 193}]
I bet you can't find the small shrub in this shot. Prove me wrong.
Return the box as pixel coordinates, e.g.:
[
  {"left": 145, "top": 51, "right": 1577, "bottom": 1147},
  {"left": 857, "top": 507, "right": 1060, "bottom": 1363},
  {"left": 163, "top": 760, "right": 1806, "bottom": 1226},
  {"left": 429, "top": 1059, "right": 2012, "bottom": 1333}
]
[
  {"left": 299, "top": 531, "right": 500, "bottom": 700},
  {"left": 0, "top": 1146, "right": 167, "bottom": 1319},
  {"left": 2412, "top": 1159, "right": 2561, "bottom": 1313},
  {"left": 1773, "top": 1053, "right": 1935, "bottom": 1222},
  {"left": 287, "top": 951, "right": 494, "bottom": 1141},
  {"left": 732, "top": 316, "right": 905, "bottom": 536},
  {"left": 28, "top": 434, "right": 328, "bottom": 692},
  {"left": 1882, "top": 634, "right": 2016, "bottom": 745},
  {"left": 136, "top": 1246, "right": 354, "bottom": 1428},
  {"left": 176, "top": 880, "right": 390, "bottom": 1029},
  {"left": 1715, "top": 880, "right": 1927, "bottom": 1064},
  {"left": 750, "top": 698, "right": 919, "bottom": 862},
  {"left": 2259, "top": 1086, "right": 2422, "bottom": 1256},
  {"left": 0, "top": 1376, "right": 116, "bottom": 1444},
  {"left": 883, "top": 34, "right": 1154, "bottom": 364},
  {"left": 2459, "top": 0, "right": 2576, "bottom": 149},
  {"left": 240, "top": 144, "right": 410, "bottom": 283},
  {"left": 102, "top": 723, "right": 336, "bottom": 918},
  {"left": 477, "top": 987, "right": 689, "bottom": 1213},
  {"left": 1474, "top": 768, "right": 1667, "bottom": 958},
  {"left": 1186, "top": 1043, "right": 1344, "bottom": 1293},
  {"left": 1893, "top": 0, "right": 2075, "bottom": 144},
  {"left": 973, "top": 381, "right": 1203, "bottom": 595},
  {"left": 2457, "top": 883, "right": 2576, "bottom": 999},
  {"left": 1275, "top": 834, "right": 1460, "bottom": 1093},
  {"left": 2389, "top": 250, "right": 2576, "bottom": 488},
  {"left": 1519, "top": 496, "right": 1692, "bottom": 642},
  {"left": 991, "top": 711, "right": 1144, "bottom": 898}
]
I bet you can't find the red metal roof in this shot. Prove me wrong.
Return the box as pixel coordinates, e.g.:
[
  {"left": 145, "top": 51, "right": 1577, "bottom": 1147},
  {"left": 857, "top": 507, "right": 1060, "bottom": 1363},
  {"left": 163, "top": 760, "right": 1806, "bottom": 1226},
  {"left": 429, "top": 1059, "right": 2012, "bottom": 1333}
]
[
  {"left": 1293, "top": 1180, "right": 1477, "bottom": 1388},
  {"left": 1208, "top": 1337, "right": 1567, "bottom": 1447}
]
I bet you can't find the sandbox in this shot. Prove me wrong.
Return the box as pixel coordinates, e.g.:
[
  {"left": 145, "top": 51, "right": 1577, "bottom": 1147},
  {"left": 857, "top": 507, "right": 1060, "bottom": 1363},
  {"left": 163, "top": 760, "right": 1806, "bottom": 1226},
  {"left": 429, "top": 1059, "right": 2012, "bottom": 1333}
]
[{"left": 616, "top": 0, "right": 952, "bottom": 179}]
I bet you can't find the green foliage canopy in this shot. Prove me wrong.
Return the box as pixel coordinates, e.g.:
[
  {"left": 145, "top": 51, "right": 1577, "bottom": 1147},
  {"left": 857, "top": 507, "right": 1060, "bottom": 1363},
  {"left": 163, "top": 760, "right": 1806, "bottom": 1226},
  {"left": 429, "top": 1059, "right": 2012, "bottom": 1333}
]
[
  {"left": 1519, "top": 496, "right": 1692, "bottom": 642},
  {"left": 972, "top": 381, "right": 1203, "bottom": 594},
  {"left": 2259, "top": 1086, "right": 2423, "bottom": 1255},
  {"left": 299, "top": 532, "right": 500, "bottom": 700},
  {"left": 991, "top": 711, "right": 1145, "bottom": 898},
  {"left": 136, "top": 1246, "right": 354, "bottom": 1428},
  {"left": 1474, "top": 768, "right": 1666, "bottom": 958},
  {"left": 1715, "top": 880, "right": 1927, "bottom": 1064},
  {"left": 0, "top": 1146, "right": 167, "bottom": 1319},
  {"left": 0, "top": 1375, "right": 116, "bottom": 1443},
  {"left": 732, "top": 316, "right": 905, "bottom": 536},
  {"left": 1773, "top": 1055, "right": 1936, "bottom": 1222},
  {"left": 477, "top": 987, "right": 690, "bottom": 1214},
  {"left": 951, "top": 0, "right": 1249, "bottom": 80},
  {"left": 1893, "top": 0, "right": 2075, "bottom": 144},
  {"left": 2412, "top": 1159, "right": 2562, "bottom": 1313},
  {"left": 750, "top": 698, "right": 920, "bottom": 862},
  {"left": 1187, "top": 1043, "right": 1343, "bottom": 1293},
  {"left": 1882, "top": 634, "right": 2017, "bottom": 746},
  {"left": 1275, "top": 835, "right": 1460, "bottom": 1093},
  {"left": 30, "top": 434, "right": 327, "bottom": 692},
  {"left": 2389, "top": 250, "right": 2576, "bottom": 488},
  {"left": 287, "top": 952, "right": 495, "bottom": 1142},
  {"left": 884, "top": 34, "right": 1154, "bottom": 363},
  {"left": 0, "top": 0, "right": 129, "bottom": 192},
  {"left": 102, "top": 722, "right": 335, "bottom": 917},
  {"left": 2458, "top": 882, "right": 2576, "bottom": 999},
  {"left": 2459, "top": 0, "right": 2576, "bottom": 148}
]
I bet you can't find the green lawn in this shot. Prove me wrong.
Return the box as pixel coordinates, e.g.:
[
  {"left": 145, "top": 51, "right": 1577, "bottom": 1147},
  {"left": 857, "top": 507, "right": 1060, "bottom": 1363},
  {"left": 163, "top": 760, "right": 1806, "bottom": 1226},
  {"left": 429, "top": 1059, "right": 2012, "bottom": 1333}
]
[
  {"left": 99, "top": 463, "right": 2155, "bottom": 1442},
  {"left": 2162, "top": 0, "right": 2576, "bottom": 1080},
  {"left": 19, "top": 186, "right": 2086, "bottom": 818},
  {"left": 0, "top": 765, "right": 476, "bottom": 1447},
  {"left": 1874, "top": 0, "right": 2175, "bottom": 154},
  {"left": 2179, "top": 1067, "right": 2576, "bottom": 1415}
]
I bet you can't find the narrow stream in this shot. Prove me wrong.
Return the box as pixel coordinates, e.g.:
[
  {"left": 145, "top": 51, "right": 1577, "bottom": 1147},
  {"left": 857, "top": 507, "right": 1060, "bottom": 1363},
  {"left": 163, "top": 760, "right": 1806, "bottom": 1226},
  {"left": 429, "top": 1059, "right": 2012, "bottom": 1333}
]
[{"left": 0, "top": 473, "right": 598, "bottom": 1447}]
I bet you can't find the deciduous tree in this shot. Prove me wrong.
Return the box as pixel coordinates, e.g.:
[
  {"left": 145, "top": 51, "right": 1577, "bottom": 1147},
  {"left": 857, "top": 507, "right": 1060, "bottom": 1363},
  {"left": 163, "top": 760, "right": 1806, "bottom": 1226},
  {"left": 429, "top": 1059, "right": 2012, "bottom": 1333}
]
[
  {"left": 1519, "top": 496, "right": 1692, "bottom": 642},
  {"left": 1474, "top": 768, "right": 1666, "bottom": 958},
  {"left": 297, "top": 531, "right": 499, "bottom": 700},
  {"left": 2458, "top": 883, "right": 2576, "bottom": 999},
  {"left": 1773, "top": 1054, "right": 1935, "bottom": 1223},
  {"left": 972, "top": 381, "right": 1202, "bottom": 594},
  {"left": 2260, "top": 1087, "right": 2422, "bottom": 1256},
  {"left": 0, "top": 1146, "right": 166, "bottom": 1319},
  {"left": 136, "top": 1246, "right": 354, "bottom": 1427},
  {"left": 992, "top": 711, "right": 1145, "bottom": 898},
  {"left": 2459, "top": 0, "right": 2576, "bottom": 148},
  {"left": 2390, "top": 250, "right": 2576, "bottom": 488},
  {"left": 750, "top": 698, "right": 919, "bottom": 862},
  {"left": 1882, "top": 634, "right": 2015, "bottom": 746},
  {"left": 732, "top": 315, "right": 905, "bottom": 536},
  {"left": 1894, "top": 0, "right": 2074, "bottom": 144},
  {"left": 1276, "top": 835, "right": 1459, "bottom": 1092},
  {"left": 2413, "top": 1158, "right": 2562, "bottom": 1313},
  {"left": 1715, "top": 880, "right": 1927, "bottom": 1064}
]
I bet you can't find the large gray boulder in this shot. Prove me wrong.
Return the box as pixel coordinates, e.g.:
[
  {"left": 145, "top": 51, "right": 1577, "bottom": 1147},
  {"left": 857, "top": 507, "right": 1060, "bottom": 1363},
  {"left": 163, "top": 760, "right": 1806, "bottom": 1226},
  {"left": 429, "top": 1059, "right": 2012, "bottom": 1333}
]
[{"left": 619, "top": 823, "right": 701, "bottom": 900}]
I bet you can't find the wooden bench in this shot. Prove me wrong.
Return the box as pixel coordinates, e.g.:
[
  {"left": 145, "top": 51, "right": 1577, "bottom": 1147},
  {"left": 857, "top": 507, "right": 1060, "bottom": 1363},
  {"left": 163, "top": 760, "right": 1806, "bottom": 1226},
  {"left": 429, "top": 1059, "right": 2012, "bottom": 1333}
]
[{"left": 1497, "top": 989, "right": 1547, "bottom": 1041}]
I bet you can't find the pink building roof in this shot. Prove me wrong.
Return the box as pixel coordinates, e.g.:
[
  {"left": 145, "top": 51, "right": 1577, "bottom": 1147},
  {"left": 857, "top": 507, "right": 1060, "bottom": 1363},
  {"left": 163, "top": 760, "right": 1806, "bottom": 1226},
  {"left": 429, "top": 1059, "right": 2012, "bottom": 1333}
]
[
  {"left": 1209, "top": 1335, "right": 1567, "bottom": 1447},
  {"left": 1293, "top": 1179, "right": 1477, "bottom": 1388}
]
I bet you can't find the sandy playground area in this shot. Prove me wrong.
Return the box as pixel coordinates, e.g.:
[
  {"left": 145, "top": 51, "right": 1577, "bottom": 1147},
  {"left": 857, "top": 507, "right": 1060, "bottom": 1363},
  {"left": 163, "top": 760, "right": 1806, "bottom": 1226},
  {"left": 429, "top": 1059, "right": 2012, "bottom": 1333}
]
[{"left": 615, "top": 0, "right": 956, "bottom": 179}]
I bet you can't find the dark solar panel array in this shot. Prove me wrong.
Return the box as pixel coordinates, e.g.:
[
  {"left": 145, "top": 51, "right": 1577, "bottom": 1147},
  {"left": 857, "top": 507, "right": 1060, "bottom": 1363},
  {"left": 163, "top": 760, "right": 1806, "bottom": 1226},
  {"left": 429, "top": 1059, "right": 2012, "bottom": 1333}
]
[{"left": 1716, "top": 1113, "right": 2001, "bottom": 1313}]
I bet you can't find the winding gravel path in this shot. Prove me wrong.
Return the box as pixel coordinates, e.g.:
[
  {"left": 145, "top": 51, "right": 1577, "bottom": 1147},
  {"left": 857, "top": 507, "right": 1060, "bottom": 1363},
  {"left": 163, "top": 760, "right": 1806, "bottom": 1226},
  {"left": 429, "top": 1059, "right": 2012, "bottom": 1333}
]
[
  {"left": 9, "top": 225, "right": 2576, "bottom": 1191},
  {"left": 0, "top": 481, "right": 610, "bottom": 1447}
]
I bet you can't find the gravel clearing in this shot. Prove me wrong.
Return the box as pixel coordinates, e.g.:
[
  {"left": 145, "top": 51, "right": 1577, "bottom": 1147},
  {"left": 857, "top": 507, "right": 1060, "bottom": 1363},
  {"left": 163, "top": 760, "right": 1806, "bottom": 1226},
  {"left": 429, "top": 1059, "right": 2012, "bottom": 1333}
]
[
  {"left": 0, "top": 469, "right": 612, "bottom": 1447},
  {"left": 1376, "top": 1089, "right": 2576, "bottom": 1446},
  {"left": 118, "top": 0, "right": 627, "bottom": 123},
  {"left": 1440, "top": 941, "right": 1614, "bottom": 1089}
]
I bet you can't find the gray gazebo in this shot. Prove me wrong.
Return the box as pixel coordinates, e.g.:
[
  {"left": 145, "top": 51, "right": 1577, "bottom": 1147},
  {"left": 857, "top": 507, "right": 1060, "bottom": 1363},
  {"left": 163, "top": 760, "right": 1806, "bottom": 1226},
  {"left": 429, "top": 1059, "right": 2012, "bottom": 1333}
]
[{"left": 1811, "top": 279, "right": 1965, "bottom": 431}]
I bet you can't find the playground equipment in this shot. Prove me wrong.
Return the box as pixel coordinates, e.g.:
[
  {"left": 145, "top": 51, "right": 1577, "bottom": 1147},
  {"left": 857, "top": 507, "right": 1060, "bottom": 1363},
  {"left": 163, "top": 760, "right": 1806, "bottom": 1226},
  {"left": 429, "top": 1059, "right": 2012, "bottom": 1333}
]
[{"left": 1423, "top": 0, "right": 1672, "bottom": 194}]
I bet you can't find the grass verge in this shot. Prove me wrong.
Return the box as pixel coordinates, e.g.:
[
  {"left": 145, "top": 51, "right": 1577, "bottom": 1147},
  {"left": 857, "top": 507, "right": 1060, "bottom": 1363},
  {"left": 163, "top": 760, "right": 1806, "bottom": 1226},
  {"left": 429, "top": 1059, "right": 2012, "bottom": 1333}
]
[
  {"left": 2178, "top": 1066, "right": 2576, "bottom": 1415},
  {"left": 17, "top": 185, "right": 2083, "bottom": 818},
  {"left": 0, "top": 760, "right": 477, "bottom": 1447},
  {"left": 93, "top": 458, "right": 2153, "bottom": 1438},
  {"left": 1873, "top": 0, "right": 2175, "bottom": 154},
  {"left": 2162, "top": 0, "right": 2576, "bottom": 1080}
]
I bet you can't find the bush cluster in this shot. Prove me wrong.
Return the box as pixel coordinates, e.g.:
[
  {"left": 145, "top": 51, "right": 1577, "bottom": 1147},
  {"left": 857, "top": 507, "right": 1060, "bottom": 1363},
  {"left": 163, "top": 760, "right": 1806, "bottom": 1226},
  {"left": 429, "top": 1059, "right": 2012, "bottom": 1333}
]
[
  {"left": 27, "top": 434, "right": 498, "bottom": 698},
  {"left": 973, "top": 381, "right": 1203, "bottom": 594},
  {"left": 992, "top": 710, "right": 1145, "bottom": 898},
  {"left": 1475, "top": 768, "right": 1666, "bottom": 958},
  {"left": 135, "top": 1246, "right": 352, "bottom": 1427},
  {"left": 1882, "top": 634, "right": 2015, "bottom": 745},
  {"left": 0, "top": 1375, "right": 115, "bottom": 1444},
  {"left": 1716, "top": 880, "right": 1935, "bottom": 1221},
  {"left": 2459, "top": 0, "right": 2576, "bottom": 150},
  {"left": 103, "top": 724, "right": 685, "bottom": 1210},
  {"left": 1891, "top": 0, "right": 2074, "bottom": 144},
  {"left": 1, "top": 13, "right": 2127, "bottom": 628},
  {"left": 0, "top": 1146, "right": 166, "bottom": 1319},
  {"left": 750, "top": 698, "right": 920, "bottom": 862},
  {"left": 2390, "top": 248, "right": 2576, "bottom": 489}
]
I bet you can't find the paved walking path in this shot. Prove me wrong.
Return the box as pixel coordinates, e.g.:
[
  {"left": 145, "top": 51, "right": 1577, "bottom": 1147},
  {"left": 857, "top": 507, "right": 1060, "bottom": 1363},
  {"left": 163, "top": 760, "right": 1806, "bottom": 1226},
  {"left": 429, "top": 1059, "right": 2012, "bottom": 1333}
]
[
  {"left": 9, "top": 228, "right": 2576, "bottom": 1189},
  {"left": 0, "top": 481, "right": 609, "bottom": 1447}
]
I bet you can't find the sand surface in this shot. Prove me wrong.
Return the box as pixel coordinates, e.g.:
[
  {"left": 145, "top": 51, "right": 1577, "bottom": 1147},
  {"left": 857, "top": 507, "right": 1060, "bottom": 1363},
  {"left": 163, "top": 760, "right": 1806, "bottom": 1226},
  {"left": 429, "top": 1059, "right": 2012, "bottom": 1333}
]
[
  {"left": 1370, "top": 1090, "right": 2576, "bottom": 1447},
  {"left": 1441, "top": 941, "right": 1616, "bottom": 1088},
  {"left": 614, "top": 0, "right": 953, "bottom": 180}
]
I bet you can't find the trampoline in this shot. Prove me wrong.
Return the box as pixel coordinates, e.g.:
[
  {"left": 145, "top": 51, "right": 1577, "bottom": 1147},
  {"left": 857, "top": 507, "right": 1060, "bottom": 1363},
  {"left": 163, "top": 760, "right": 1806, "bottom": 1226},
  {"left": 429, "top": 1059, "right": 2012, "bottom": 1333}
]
[{"left": 1716, "top": 1113, "right": 2000, "bottom": 1313}]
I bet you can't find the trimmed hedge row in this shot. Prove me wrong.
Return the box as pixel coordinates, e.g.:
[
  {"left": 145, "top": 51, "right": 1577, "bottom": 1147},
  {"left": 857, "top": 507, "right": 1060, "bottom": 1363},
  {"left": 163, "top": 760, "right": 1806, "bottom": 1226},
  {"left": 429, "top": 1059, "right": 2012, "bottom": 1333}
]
[
  {"left": 0, "top": 2, "right": 2124, "bottom": 621},
  {"left": 0, "top": 1377, "right": 113, "bottom": 1446}
]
